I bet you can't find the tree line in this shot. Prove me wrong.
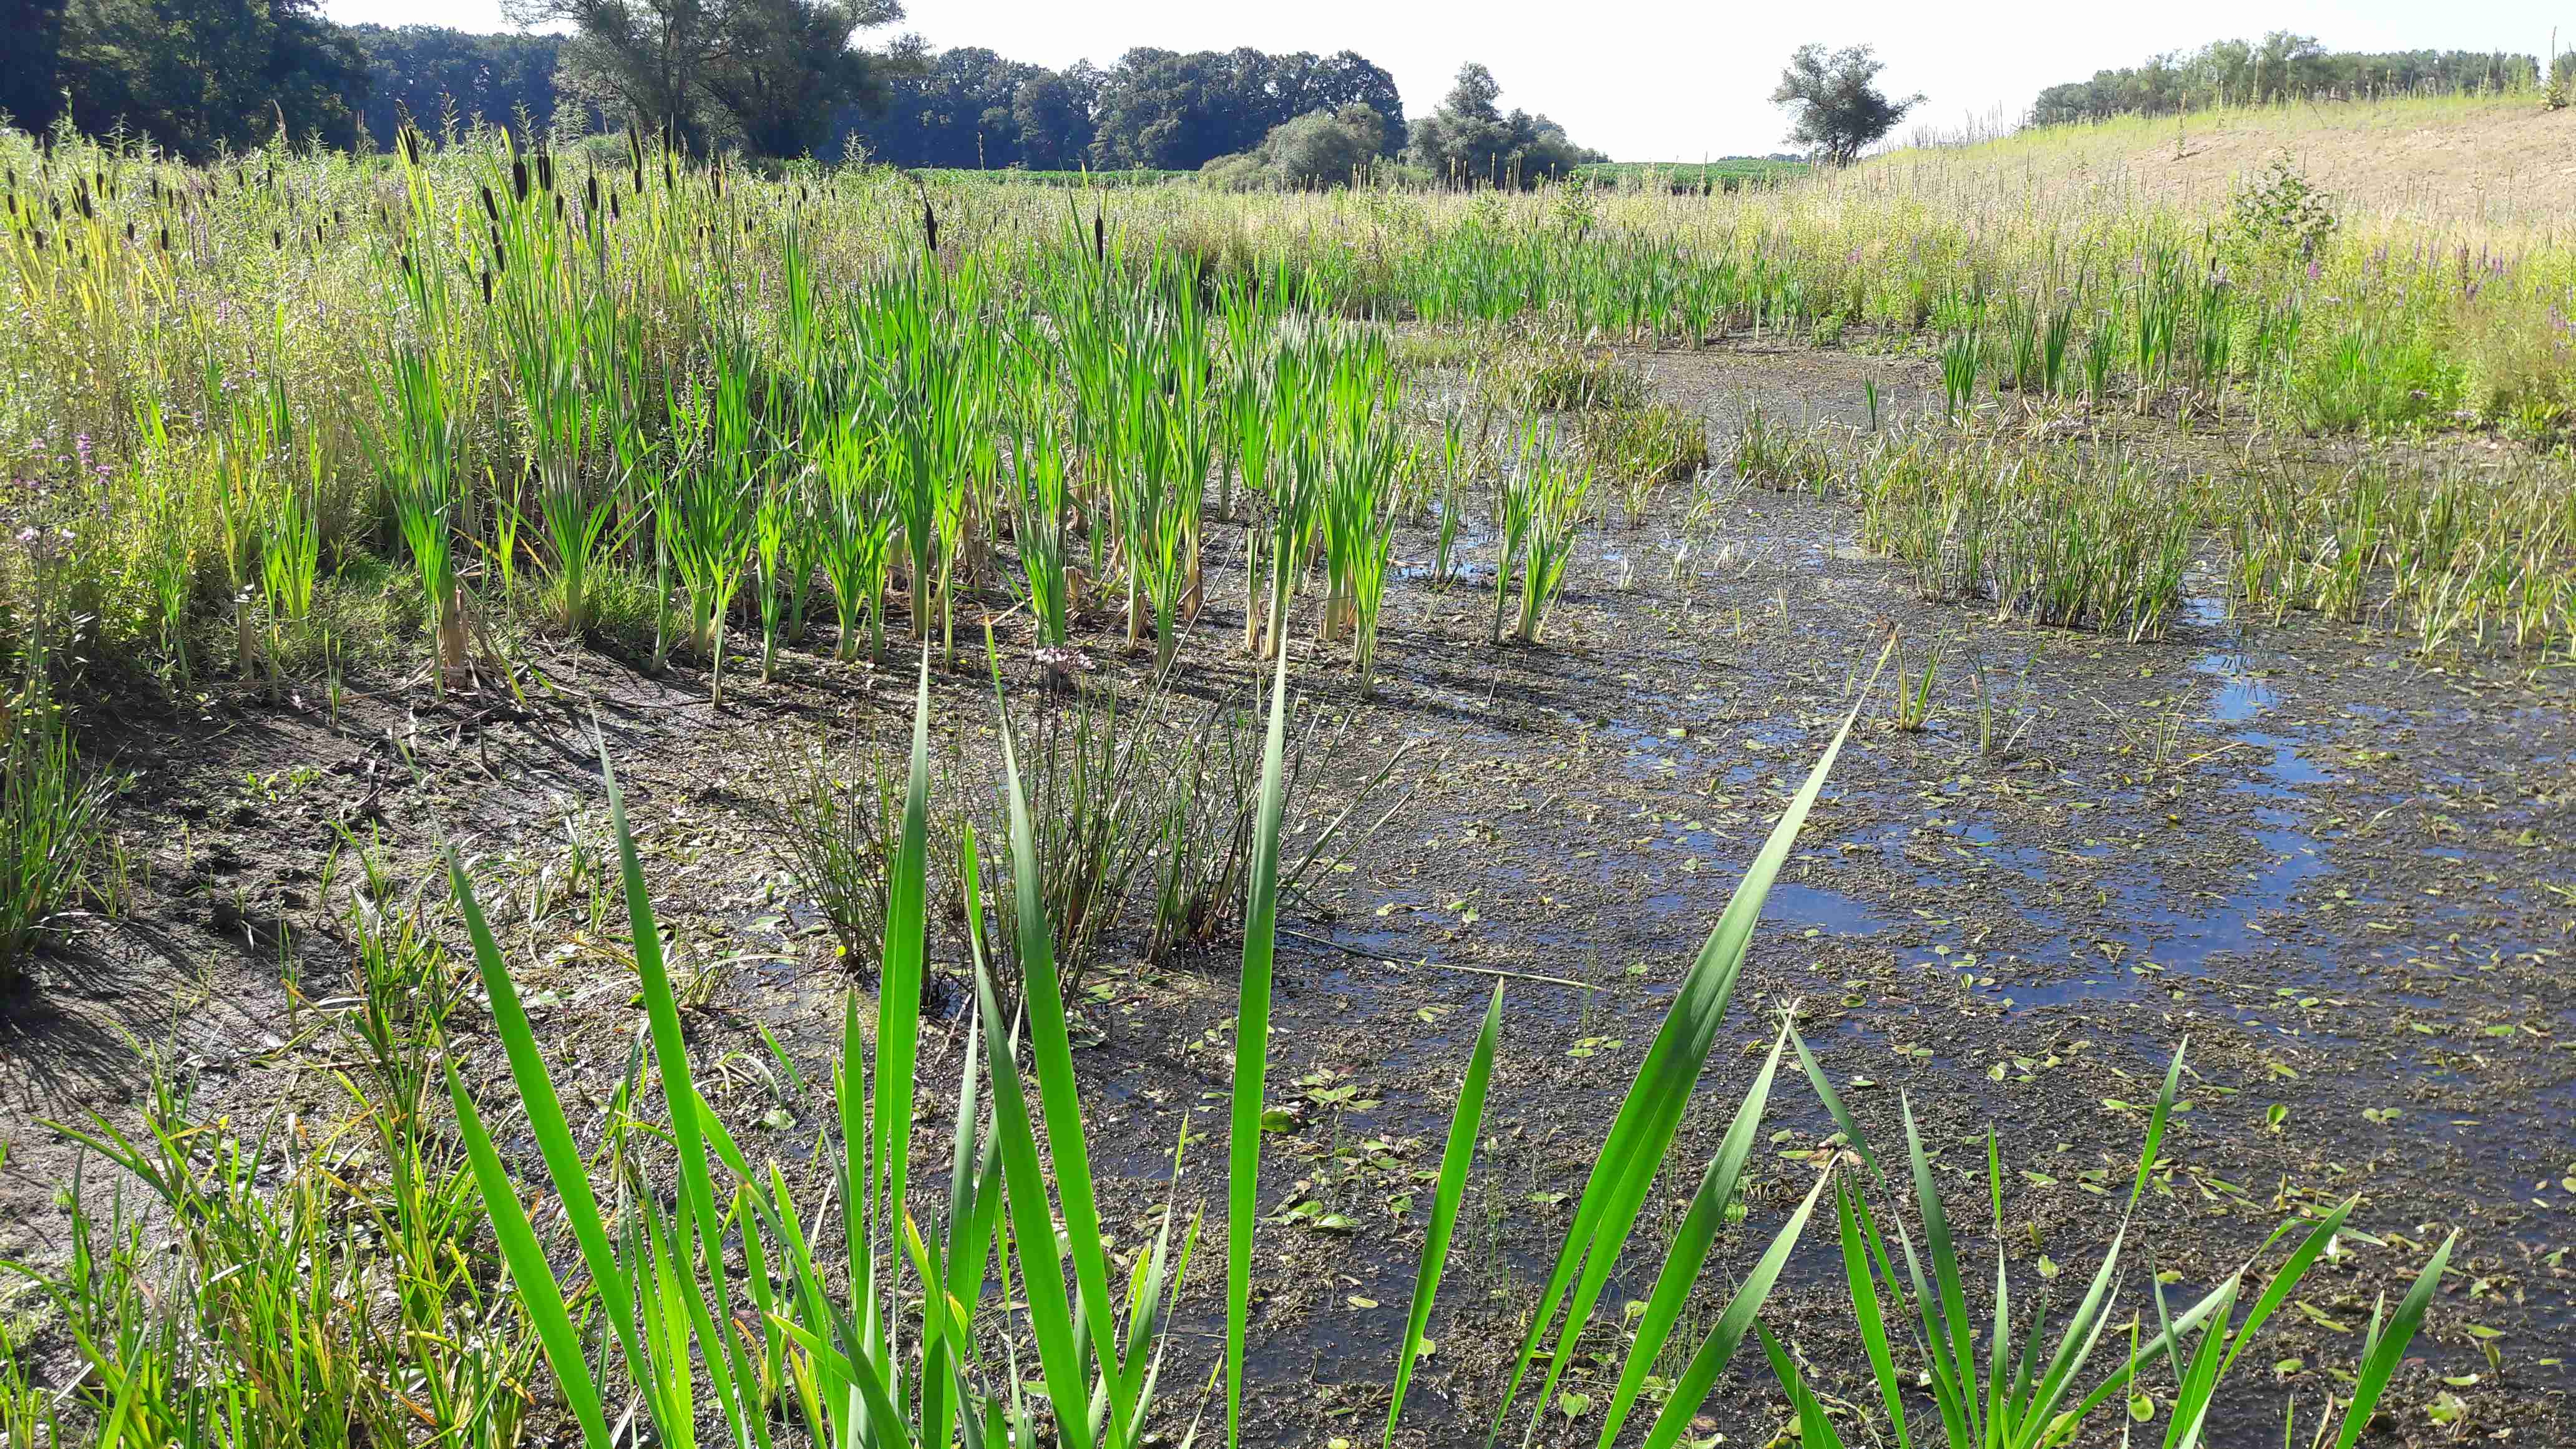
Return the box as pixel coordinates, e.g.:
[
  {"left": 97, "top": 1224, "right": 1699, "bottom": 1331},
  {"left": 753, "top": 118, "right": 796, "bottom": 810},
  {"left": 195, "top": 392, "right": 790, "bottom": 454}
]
[
  {"left": 842, "top": 43, "right": 1409, "bottom": 172},
  {"left": 1, "top": 0, "right": 1595, "bottom": 182},
  {"left": 2031, "top": 32, "right": 2545, "bottom": 125}
]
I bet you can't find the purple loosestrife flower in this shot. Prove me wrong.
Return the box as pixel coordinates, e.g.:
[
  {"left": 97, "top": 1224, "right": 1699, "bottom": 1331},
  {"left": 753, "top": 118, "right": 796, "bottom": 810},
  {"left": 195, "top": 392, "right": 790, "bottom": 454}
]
[{"left": 16, "top": 526, "right": 72, "bottom": 565}]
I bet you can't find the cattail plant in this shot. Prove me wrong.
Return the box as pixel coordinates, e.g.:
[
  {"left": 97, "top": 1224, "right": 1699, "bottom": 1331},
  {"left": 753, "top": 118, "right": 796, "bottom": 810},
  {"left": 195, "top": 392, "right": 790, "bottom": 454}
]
[
  {"left": 661, "top": 363, "right": 763, "bottom": 703},
  {"left": 376, "top": 347, "right": 469, "bottom": 690},
  {"left": 816, "top": 411, "right": 894, "bottom": 662},
  {"left": 1516, "top": 443, "right": 1593, "bottom": 642},
  {"left": 753, "top": 482, "right": 795, "bottom": 681},
  {"left": 1491, "top": 432, "right": 1541, "bottom": 645}
]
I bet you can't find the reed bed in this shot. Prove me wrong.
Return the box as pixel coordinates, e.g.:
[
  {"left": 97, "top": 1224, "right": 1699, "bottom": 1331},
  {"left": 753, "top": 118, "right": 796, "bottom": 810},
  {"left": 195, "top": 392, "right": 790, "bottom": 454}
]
[
  {"left": 5, "top": 119, "right": 2574, "bottom": 685},
  {"left": 1780, "top": 421, "right": 2576, "bottom": 653}
]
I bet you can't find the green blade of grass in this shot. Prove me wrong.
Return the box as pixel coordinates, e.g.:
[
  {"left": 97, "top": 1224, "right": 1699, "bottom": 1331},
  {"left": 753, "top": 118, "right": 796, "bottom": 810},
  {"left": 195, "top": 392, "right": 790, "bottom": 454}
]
[
  {"left": 986, "top": 635, "right": 1136, "bottom": 1448},
  {"left": 596, "top": 723, "right": 751, "bottom": 1441},
  {"left": 1898, "top": 1093, "right": 1983, "bottom": 1448},
  {"left": 1492, "top": 674, "right": 1876, "bottom": 1445},
  {"left": 1756, "top": 1322, "right": 1847, "bottom": 1449},
  {"left": 443, "top": 1063, "right": 613, "bottom": 1449},
  {"left": 967, "top": 820, "right": 1101, "bottom": 1449},
  {"left": 2330, "top": 1231, "right": 2454, "bottom": 1449},
  {"left": 1595, "top": 1022, "right": 1790, "bottom": 1449},
  {"left": 442, "top": 844, "right": 656, "bottom": 1420},
  {"left": 1385, "top": 979, "right": 1503, "bottom": 1448},
  {"left": 1636, "top": 1167, "right": 1832, "bottom": 1449},
  {"left": 877, "top": 649, "right": 934, "bottom": 1287},
  {"left": 2004, "top": 1045, "right": 2193, "bottom": 1448},
  {"left": 1228, "top": 641, "right": 1295, "bottom": 1449},
  {"left": 2211, "top": 1199, "right": 2353, "bottom": 1383},
  {"left": 1834, "top": 1177, "right": 1913, "bottom": 1449}
]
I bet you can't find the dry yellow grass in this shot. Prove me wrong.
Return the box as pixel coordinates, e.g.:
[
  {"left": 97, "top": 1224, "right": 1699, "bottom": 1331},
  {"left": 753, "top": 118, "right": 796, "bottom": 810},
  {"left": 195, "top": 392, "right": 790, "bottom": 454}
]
[{"left": 1858, "top": 94, "right": 2576, "bottom": 242}]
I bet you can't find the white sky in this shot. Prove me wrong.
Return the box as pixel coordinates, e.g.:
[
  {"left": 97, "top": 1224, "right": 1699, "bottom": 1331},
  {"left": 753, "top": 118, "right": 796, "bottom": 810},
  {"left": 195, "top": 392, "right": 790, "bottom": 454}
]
[{"left": 323, "top": 0, "right": 2571, "bottom": 159}]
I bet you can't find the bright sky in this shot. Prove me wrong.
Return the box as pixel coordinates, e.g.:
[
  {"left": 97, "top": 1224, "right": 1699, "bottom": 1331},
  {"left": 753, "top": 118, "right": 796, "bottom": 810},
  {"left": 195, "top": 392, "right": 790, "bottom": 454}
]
[{"left": 322, "top": 0, "right": 2571, "bottom": 160}]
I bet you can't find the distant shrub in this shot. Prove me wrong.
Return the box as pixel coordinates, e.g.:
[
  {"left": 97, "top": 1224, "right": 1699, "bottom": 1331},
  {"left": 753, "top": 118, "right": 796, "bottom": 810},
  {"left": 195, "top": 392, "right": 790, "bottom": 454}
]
[
  {"left": 1198, "top": 104, "right": 1393, "bottom": 191},
  {"left": 2225, "top": 155, "right": 2338, "bottom": 262}
]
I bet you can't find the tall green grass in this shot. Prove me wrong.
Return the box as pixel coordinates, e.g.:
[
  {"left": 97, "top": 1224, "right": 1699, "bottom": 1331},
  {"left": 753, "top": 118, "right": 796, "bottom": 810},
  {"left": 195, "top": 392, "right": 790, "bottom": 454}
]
[
  {"left": 6, "top": 122, "right": 2571, "bottom": 695},
  {"left": 0, "top": 701, "right": 115, "bottom": 985}
]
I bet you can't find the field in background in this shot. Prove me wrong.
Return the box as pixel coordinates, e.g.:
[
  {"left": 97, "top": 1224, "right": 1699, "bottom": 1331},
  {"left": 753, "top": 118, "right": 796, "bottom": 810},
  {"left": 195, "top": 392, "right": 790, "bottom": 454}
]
[
  {"left": 907, "top": 165, "right": 1192, "bottom": 187},
  {"left": 1573, "top": 158, "right": 1810, "bottom": 191}
]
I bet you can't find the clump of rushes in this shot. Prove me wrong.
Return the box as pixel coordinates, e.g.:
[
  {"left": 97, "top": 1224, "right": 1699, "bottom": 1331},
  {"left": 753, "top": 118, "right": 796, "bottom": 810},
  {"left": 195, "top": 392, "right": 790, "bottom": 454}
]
[
  {"left": 1941, "top": 323, "right": 1983, "bottom": 421},
  {"left": 1003, "top": 409, "right": 1075, "bottom": 646},
  {"left": 816, "top": 409, "right": 894, "bottom": 661},
  {"left": 257, "top": 468, "right": 320, "bottom": 686},
  {"left": 661, "top": 359, "right": 763, "bottom": 703},
  {"left": 753, "top": 481, "right": 796, "bottom": 681},
  {"left": 751, "top": 730, "right": 895, "bottom": 971},
  {"left": 2134, "top": 251, "right": 2187, "bottom": 412},
  {"left": 1317, "top": 369, "right": 1400, "bottom": 687},
  {"left": 1144, "top": 694, "right": 1261, "bottom": 962},
  {"left": 1571, "top": 401, "right": 1710, "bottom": 522},
  {"left": 1000, "top": 675, "right": 1167, "bottom": 998},
  {"left": 1731, "top": 404, "right": 1840, "bottom": 494},
  {"left": 1493, "top": 339, "right": 1649, "bottom": 411},
  {"left": 492, "top": 212, "right": 613, "bottom": 636},
  {"left": 1432, "top": 407, "right": 1470, "bottom": 588},
  {"left": 1, "top": 700, "right": 115, "bottom": 983},
  {"left": 1852, "top": 429, "right": 2196, "bottom": 641},
  {"left": 1491, "top": 429, "right": 1542, "bottom": 645},
  {"left": 1505, "top": 436, "right": 1593, "bottom": 643},
  {"left": 375, "top": 346, "right": 470, "bottom": 691}
]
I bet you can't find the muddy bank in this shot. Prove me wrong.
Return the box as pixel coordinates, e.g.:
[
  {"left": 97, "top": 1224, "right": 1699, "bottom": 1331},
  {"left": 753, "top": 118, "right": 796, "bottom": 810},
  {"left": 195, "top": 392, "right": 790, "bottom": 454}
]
[{"left": 4, "top": 341, "right": 2569, "bottom": 1447}]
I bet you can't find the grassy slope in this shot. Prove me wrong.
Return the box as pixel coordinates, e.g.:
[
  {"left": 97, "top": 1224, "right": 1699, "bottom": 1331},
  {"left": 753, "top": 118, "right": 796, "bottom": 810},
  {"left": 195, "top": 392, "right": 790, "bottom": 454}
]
[{"left": 1863, "top": 93, "right": 2576, "bottom": 238}]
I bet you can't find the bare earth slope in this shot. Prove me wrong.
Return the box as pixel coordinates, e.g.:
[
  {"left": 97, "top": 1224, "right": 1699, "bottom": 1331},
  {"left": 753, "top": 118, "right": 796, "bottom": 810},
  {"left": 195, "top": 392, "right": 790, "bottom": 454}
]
[{"left": 1866, "top": 95, "right": 2576, "bottom": 235}]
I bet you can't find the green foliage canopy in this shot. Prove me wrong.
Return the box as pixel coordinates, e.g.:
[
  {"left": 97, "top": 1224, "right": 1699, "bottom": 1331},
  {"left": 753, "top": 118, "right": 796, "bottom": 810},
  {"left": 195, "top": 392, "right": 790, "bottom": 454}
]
[
  {"left": 1402, "top": 62, "right": 1601, "bottom": 188},
  {"left": 1086, "top": 47, "right": 1403, "bottom": 171},
  {"left": 49, "top": 0, "right": 368, "bottom": 157},
  {"left": 2032, "top": 33, "right": 2541, "bottom": 124},
  {"left": 1199, "top": 102, "right": 1394, "bottom": 191},
  {"left": 1770, "top": 43, "right": 1920, "bottom": 165}
]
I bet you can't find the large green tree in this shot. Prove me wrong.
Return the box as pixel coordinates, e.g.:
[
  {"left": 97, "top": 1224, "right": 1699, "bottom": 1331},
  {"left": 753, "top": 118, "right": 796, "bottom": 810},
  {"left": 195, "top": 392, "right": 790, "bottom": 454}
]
[
  {"left": 1007, "top": 65, "right": 1096, "bottom": 169},
  {"left": 51, "top": 0, "right": 366, "bottom": 156},
  {"left": 1201, "top": 102, "right": 1390, "bottom": 190},
  {"left": 348, "top": 24, "right": 569, "bottom": 142},
  {"left": 1403, "top": 62, "right": 1598, "bottom": 188},
  {"left": 703, "top": 0, "right": 901, "bottom": 158},
  {"left": 3, "top": 0, "right": 69, "bottom": 130},
  {"left": 515, "top": 0, "right": 904, "bottom": 157},
  {"left": 1088, "top": 46, "right": 1400, "bottom": 170},
  {"left": 841, "top": 41, "right": 1056, "bottom": 167},
  {"left": 1770, "top": 42, "right": 1920, "bottom": 165}
]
